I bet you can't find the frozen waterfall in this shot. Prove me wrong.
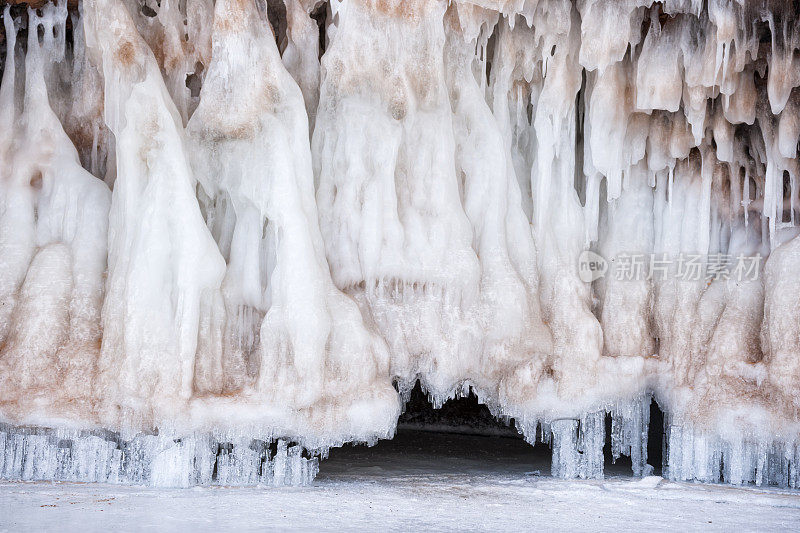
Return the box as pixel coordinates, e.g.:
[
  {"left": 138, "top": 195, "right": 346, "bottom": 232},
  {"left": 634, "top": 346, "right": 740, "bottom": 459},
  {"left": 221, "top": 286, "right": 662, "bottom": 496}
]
[{"left": 1, "top": 0, "right": 800, "bottom": 488}]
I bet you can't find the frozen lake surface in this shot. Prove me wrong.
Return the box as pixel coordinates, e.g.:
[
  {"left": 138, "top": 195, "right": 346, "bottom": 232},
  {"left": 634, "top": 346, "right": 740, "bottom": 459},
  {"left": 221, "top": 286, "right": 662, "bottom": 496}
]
[{"left": 2, "top": 431, "right": 799, "bottom": 532}]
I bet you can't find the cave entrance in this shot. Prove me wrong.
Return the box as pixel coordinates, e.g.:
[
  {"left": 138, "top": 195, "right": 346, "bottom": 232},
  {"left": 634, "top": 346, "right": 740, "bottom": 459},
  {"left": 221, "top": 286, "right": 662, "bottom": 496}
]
[
  {"left": 318, "top": 383, "right": 667, "bottom": 480},
  {"left": 317, "top": 382, "right": 552, "bottom": 480}
]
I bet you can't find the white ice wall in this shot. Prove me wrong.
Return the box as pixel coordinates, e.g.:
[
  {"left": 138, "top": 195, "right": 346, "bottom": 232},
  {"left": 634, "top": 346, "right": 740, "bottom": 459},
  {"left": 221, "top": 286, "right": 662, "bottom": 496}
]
[{"left": 1, "top": 0, "right": 800, "bottom": 486}]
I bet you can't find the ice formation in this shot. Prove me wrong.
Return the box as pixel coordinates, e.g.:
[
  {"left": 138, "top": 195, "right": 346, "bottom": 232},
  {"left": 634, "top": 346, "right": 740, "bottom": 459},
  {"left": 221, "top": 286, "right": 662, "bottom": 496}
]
[{"left": 1, "top": 0, "right": 800, "bottom": 487}]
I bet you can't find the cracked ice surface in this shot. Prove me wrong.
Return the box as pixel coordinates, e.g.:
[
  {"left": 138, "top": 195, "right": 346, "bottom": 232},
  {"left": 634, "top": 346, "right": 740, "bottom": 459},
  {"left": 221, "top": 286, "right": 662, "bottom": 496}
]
[{"left": 2, "top": 0, "right": 800, "bottom": 486}]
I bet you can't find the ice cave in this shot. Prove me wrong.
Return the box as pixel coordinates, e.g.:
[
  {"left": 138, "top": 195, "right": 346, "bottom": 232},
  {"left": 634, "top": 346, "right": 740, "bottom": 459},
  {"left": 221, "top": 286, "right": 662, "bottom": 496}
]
[{"left": 1, "top": 0, "right": 800, "bottom": 490}]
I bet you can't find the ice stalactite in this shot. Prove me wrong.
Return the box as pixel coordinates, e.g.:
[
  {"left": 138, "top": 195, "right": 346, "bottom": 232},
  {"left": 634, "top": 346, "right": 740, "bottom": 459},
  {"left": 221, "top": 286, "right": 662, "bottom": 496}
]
[
  {"left": 0, "top": 4, "right": 110, "bottom": 423},
  {"left": 185, "top": 0, "right": 398, "bottom": 446},
  {"left": 84, "top": 0, "right": 227, "bottom": 428},
  {"left": 444, "top": 5, "right": 553, "bottom": 420},
  {"left": 2, "top": 0, "right": 800, "bottom": 488},
  {"left": 66, "top": 7, "right": 115, "bottom": 183},
  {"left": 281, "top": 0, "right": 322, "bottom": 130},
  {"left": 313, "top": 0, "right": 483, "bottom": 401}
]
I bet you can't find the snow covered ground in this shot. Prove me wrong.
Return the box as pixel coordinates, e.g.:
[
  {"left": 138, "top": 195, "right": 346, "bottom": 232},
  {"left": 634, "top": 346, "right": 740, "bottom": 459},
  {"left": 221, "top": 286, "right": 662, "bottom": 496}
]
[{"left": 2, "top": 431, "right": 799, "bottom": 532}]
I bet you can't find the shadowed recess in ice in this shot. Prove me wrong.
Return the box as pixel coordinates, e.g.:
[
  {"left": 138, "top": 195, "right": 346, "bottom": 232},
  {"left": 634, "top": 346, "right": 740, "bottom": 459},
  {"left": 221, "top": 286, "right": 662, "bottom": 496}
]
[{"left": 1, "top": 0, "right": 800, "bottom": 487}]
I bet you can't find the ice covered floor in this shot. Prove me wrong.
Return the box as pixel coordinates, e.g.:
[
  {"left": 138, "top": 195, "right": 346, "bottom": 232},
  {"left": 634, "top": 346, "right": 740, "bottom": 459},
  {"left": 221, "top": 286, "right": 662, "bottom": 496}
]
[{"left": 2, "top": 431, "right": 800, "bottom": 532}]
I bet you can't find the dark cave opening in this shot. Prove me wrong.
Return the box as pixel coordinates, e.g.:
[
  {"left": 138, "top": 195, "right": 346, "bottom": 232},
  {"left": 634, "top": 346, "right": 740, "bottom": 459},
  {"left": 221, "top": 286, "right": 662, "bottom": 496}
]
[
  {"left": 648, "top": 397, "right": 665, "bottom": 475},
  {"left": 319, "top": 382, "right": 667, "bottom": 480},
  {"left": 603, "top": 412, "right": 633, "bottom": 476},
  {"left": 396, "top": 381, "right": 521, "bottom": 438},
  {"left": 317, "top": 381, "right": 552, "bottom": 480}
]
